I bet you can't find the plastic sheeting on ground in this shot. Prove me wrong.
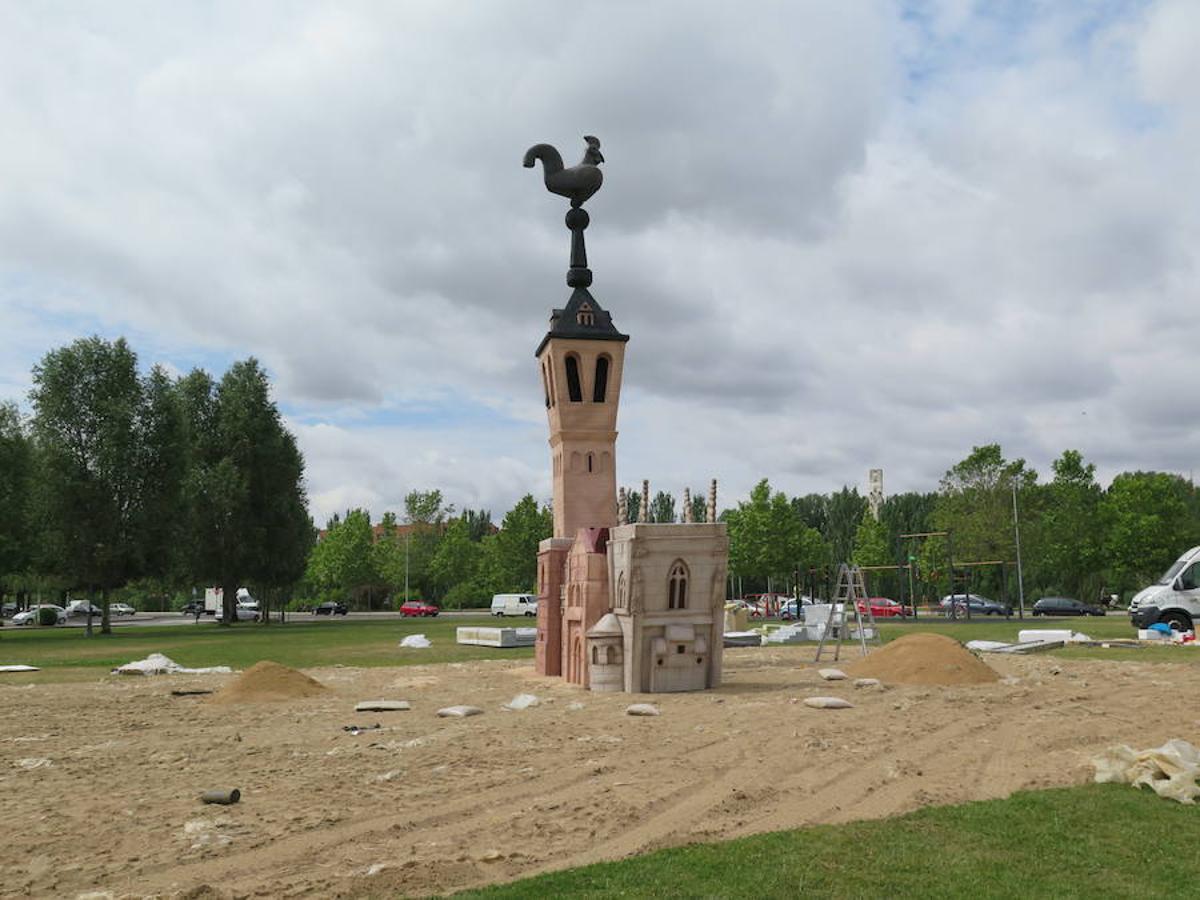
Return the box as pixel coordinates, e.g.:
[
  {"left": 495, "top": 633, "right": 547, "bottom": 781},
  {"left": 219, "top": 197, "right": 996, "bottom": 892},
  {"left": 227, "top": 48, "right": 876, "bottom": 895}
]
[
  {"left": 113, "top": 653, "right": 233, "bottom": 676},
  {"left": 399, "top": 634, "right": 431, "bottom": 649},
  {"left": 0, "top": 665, "right": 40, "bottom": 673},
  {"left": 1092, "top": 739, "right": 1200, "bottom": 804}
]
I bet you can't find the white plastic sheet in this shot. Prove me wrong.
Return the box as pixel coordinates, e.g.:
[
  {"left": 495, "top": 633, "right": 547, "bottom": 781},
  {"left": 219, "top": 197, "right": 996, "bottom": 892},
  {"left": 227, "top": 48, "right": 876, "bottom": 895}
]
[
  {"left": 399, "top": 634, "right": 431, "bottom": 649},
  {"left": 1092, "top": 739, "right": 1200, "bottom": 804},
  {"left": 113, "top": 653, "right": 232, "bottom": 676}
]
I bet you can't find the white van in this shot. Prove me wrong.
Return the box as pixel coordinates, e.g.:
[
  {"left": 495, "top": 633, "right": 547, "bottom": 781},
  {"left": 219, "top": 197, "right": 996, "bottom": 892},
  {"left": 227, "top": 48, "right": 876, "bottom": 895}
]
[
  {"left": 490, "top": 593, "right": 538, "bottom": 617},
  {"left": 1129, "top": 546, "right": 1200, "bottom": 632}
]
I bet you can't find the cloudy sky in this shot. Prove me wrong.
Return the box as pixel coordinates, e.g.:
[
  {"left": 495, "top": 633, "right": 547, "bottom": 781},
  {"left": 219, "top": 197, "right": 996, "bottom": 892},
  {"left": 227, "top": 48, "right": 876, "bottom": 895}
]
[{"left": 2, "top": 1, "right": 1198, "bottom": 525}]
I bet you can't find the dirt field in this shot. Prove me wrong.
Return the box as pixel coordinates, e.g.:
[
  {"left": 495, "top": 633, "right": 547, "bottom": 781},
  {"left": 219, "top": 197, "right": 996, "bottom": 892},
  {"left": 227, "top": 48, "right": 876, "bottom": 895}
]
[{"left": 1, "top": 645, "right": 1192, "bottom": 898}]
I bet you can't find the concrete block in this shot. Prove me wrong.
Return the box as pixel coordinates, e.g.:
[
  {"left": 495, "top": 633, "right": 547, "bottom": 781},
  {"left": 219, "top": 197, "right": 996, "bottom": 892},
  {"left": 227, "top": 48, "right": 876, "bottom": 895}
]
[{"left": 456, "top": 627, "right": 537, "bottom": 648}]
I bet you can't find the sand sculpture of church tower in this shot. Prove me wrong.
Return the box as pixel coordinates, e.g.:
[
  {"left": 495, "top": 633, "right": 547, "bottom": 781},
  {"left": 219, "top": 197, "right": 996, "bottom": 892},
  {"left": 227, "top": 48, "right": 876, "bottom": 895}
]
[{"left": 526, "top": 136, "right": 728, "bottom": 693}]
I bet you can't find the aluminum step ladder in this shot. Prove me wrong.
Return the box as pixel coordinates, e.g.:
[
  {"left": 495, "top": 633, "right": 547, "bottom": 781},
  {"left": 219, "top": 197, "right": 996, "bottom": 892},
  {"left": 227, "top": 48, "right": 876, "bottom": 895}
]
[{"left": 814, "top": 564, "right": 882, "bottom": 662}]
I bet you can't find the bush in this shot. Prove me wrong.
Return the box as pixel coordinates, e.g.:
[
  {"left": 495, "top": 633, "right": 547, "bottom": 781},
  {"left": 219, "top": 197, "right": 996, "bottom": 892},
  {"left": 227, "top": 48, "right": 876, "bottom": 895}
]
[{"left": 37, "top": 607, "right": 60, "bottom": 626}]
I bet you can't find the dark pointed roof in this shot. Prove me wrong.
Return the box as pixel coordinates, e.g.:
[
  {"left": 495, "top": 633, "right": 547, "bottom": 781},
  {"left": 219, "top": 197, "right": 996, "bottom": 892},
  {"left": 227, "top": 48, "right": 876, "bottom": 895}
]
[{"left": 535, "top": 288, "right": 629, "bottom": 356}]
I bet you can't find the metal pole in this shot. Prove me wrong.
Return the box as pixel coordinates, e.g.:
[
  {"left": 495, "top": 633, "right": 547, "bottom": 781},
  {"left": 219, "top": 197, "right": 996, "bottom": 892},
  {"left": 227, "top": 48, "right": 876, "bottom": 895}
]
[
  {"left": 404, "top": 529, "right": 410, "bottom": 601},
  {"left": 947, "top": 531, "right": 957, "bottom": 620},
  {"left": 1012, "top": 480, "right": 1026, "bottom": 619}
]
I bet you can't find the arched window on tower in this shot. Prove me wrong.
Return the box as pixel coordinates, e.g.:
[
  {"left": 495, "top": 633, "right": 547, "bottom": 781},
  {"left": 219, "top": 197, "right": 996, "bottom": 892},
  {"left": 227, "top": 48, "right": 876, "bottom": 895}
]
[
  {"left": 541, "top": 363, "right": 551, "bottom": 408},
  {"left": 565, "top": 354, "right": 583, "bottom": 402},
  {"left": 668, "top": 560, "right": 689, "bottom": 610},
  {"left": 593, "top": 355, "right": 610, "bottom": 402}
]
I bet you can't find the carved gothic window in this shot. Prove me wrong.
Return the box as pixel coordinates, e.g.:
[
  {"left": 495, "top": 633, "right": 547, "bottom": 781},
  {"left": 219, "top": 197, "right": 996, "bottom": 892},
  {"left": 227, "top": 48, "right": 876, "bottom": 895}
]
[
  {"left": 565, "top": 354, "right": 583, "bottom": 402},
  {"left": 668, "top": 560, "right": 689, "bottom": 610},
  {"left": 593, "top": 355, "right": 609, "bottom": 402}
]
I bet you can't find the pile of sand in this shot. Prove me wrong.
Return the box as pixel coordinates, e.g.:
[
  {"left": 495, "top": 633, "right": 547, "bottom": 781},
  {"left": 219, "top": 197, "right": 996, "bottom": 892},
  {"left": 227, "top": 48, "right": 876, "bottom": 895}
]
[
  {"left": 845, "top": 633, "right": 999, "bottom": 686},
  {"left": 209, "top": 661, "right": 328, "bottom": 704}
]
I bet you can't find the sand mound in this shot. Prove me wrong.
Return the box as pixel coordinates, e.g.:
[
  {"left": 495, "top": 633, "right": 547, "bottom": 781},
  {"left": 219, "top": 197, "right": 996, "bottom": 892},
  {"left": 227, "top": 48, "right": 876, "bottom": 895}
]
[
  {"left": 210, "top": 661, "right": 328, "bottom": 704},
  {"left": 844, "top": 633, "right": 999, "bottom": 686}
]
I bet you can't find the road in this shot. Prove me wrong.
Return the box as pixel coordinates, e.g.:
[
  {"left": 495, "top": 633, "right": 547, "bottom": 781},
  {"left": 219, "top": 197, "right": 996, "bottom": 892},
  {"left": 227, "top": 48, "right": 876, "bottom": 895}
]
[{"left": 3, "top": 609, "right": 501, "bottom": 629}]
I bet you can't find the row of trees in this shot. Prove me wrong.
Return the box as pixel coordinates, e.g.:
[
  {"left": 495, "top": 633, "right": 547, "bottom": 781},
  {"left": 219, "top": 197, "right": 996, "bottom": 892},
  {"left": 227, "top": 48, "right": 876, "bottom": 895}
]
[
  {"left": 724, "top": 445, "right": 1200, "bottom": 606},
  {"left": 305, "top": 492, "right": 551, "bottom": 608},
  {"left": 0, "top": 337, "right": 312, "bottom": 632}
]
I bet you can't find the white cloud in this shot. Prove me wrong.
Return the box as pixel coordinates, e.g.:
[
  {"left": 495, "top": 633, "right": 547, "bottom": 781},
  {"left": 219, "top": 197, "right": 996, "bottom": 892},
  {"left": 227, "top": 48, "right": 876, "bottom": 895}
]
[{"left": 1, "top": 1, "right": 1197, "bottom": 525}]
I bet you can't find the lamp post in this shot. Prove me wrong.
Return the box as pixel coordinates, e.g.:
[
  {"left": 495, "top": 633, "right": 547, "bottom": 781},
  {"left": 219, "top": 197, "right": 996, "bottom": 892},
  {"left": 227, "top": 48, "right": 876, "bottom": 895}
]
[
  {"left": 404, "top": 529, "right": 410, "bottom": 602},
  {"left": 1012, "top": 480, "right": 1026, "bottom": 619}
]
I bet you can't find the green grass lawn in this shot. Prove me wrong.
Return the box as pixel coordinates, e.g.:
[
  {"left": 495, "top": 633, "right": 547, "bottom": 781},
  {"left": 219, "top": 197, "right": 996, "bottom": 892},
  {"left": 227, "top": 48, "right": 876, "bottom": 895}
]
[
  {"left": 0, "top": 615, "right": 531, "bottom": 680},
  {"left": 457, "top": 784, "right": 1196, "bottom": 899}
]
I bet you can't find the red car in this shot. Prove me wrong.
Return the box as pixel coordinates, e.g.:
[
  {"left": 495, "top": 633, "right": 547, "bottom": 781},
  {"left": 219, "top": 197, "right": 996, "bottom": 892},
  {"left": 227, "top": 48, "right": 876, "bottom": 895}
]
[
  {"left": 856, "top": 597, "right": 910, "bottom": 618},
  {"left": 400, "top": 600, "right": 439, "bottom": 617}
]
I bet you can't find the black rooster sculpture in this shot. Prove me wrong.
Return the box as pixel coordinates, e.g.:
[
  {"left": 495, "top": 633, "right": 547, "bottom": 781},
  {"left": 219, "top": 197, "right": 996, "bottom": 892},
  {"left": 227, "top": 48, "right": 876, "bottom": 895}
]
[{"left": 523, "top": 135, "right": 604, "bottom": 208}]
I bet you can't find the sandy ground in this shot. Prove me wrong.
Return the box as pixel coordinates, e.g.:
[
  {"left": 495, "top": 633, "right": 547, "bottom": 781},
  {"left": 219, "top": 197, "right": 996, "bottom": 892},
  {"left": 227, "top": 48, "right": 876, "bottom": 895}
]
[{"left": 1, "top": 646, "right": 1194, "bottom": 898}]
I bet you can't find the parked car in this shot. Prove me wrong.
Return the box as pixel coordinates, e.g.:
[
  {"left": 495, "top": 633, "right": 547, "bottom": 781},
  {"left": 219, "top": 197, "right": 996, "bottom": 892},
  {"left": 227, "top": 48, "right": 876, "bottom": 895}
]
[
  {"left": 13, "top": 605, "right": 67, "bottom": 626},
  {"left": 1, "top": 601, "right": 17, "bottom": 618},
  {"left": 1031, "top": 596, "right": 1106, "bottom": 617},
  {"left": 940, "top": 594, "right": 1012, "bottom": 616},
  {"left": 214, "top": 605, "right": 259, "bottom": 622},
  {"left": 1129, "top": 545, "right": 1200, "bottom": 632},
  {"left": 313, "top": 601, "right": 348, "bottom": 616},
  {"left": 400, "top": 600, "right": 440, "bottom": 617},
  {"left": 65, "top": 600, "right": 103, "bottom": 618},
  {"left": 109, "top": 603, "right": 136, "bottom": 616},
  {"left": 490, "top": 593, "right": 537, "bottom": 617},
  {"left": 856, "top": 597, "right": 910, "bottom": 618}
]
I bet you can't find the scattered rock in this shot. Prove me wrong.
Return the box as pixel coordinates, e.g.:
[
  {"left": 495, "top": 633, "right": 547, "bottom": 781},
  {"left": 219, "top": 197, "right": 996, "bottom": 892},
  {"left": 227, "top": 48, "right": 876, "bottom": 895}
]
[
  {"left": 504, "top": 693, "right": 540, "bottom": 711},
  {"left": 437, "top": 705, "right": 483, "bottom": 718},
  {"left": 364, "top": 863, "right": 389, "bottom": 877},
  {"left": 355, "top": 700, "right": 411, "bottom": 712},
  {"left": 819, "top": 668, "right": 847, "bottom": 681},
  {"left": 625, "top": 703, "right": 660, "bottom": 717},
  {"left": 480, "top": 849, "right": 503, "bottom": 862},
  {"left": 16, "top": 758, "right": 51, "bottom": 770},
  {"left": 853, "top": 678, "right": 881, "bottom": 689},
  {"left": 566, "top": 701, "right": 586, "bottom": 711},
  {"left": 803, "top": 696, "right": 854, "bottom": 710}
]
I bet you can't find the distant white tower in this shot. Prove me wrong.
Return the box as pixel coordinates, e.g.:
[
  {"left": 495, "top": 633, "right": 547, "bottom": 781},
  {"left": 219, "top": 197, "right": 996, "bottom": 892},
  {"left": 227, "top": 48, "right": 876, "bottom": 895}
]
[{"left": 868, "top": 468, "right": 884, "bottom": 520}]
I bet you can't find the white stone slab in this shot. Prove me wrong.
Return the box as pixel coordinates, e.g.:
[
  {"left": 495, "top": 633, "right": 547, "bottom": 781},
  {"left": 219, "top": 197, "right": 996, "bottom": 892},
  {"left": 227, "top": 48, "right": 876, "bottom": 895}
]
[
  {"left": 456, "top": 627, "right": 536, "bottom": 648},
  {"left": 355, "top": 700, "right": 411, "bottom": 712},
  {"left": 437, "top": 705, "right": 483, "bottom": 718}
]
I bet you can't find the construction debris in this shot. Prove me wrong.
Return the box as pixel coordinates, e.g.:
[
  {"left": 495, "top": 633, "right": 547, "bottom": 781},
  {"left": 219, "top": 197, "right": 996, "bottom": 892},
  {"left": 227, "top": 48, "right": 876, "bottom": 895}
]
[
  {"left": 819, "top": 668, "right": 847, "bottom": 681},
  {"left": 1093, "top": 739, "right": 1200, "bottom": 804},
  {"left": 113, "top": 653, "right": 232, "bottom": 676},
  {"left": 456, "top": 627, "right": 536, "bottom": 648}
]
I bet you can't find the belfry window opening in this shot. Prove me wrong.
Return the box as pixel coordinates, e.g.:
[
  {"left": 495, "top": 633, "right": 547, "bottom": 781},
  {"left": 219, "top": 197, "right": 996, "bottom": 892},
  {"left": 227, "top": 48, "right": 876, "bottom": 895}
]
[
  {"left": 565, "top": 354, "right": 583, "bottom": 402},
  {"left": 593, "top": 355, "right": 609, "bottom": 402},
  {"left": 668, "top": 560, "right": 688, "bottom": 610}
]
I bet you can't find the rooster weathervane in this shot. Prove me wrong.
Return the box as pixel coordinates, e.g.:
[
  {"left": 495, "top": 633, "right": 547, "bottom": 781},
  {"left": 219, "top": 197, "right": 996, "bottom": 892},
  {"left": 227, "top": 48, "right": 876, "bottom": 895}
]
[{"left": 524, "top": 135, "right": 605, "bottom": 289}]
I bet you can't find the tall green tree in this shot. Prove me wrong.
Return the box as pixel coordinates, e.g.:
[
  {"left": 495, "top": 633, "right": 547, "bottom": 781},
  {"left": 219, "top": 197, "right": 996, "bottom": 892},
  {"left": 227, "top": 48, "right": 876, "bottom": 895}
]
[
  {"left": 1029, "top": 450, "right": 1104, "bottom": 601},
  {"left": 479, "top": 495, "right": 552, "bottom": 592},
  {"left": 824, "top": 487, "right": 868, "bottom": 566},
  {"left": 648, "top": 491, "right": 677, "bottom": 523},
  {"left": 30, "top": 338, "right": 185, "bottom": 634},
  {"left": 1100, "top": 471, "right": 1200, "bottom": 597},
  {"left": 176, "top": 359, "right": 310, "bottom": 624},
  {"left": 430, "top": 516, "right": 484, "bottom": 606},
  {"left": 0, "top": 403, "right": 34, "bottom": 624}
]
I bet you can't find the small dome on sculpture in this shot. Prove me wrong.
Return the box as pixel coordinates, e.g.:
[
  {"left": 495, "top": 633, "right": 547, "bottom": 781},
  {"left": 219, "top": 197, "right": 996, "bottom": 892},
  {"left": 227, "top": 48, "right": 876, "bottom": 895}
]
[{"left": 587, "top": 613, "right": 623, "bottom": 638}]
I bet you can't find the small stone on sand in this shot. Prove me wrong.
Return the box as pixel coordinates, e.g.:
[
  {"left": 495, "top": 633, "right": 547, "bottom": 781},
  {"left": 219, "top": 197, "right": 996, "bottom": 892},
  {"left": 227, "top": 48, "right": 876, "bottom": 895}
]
[
  {"left": 803, "top": 696, "right": 854, "bottom": 710},
  {"left": 625, "top": 703, "right": 660, "bottom": 717},
  {"left": 437, "top": 705, "right": 483, "bottom": 718},
  {"left": 819, "top": 668, "right": 847, "bottom": 681}
]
